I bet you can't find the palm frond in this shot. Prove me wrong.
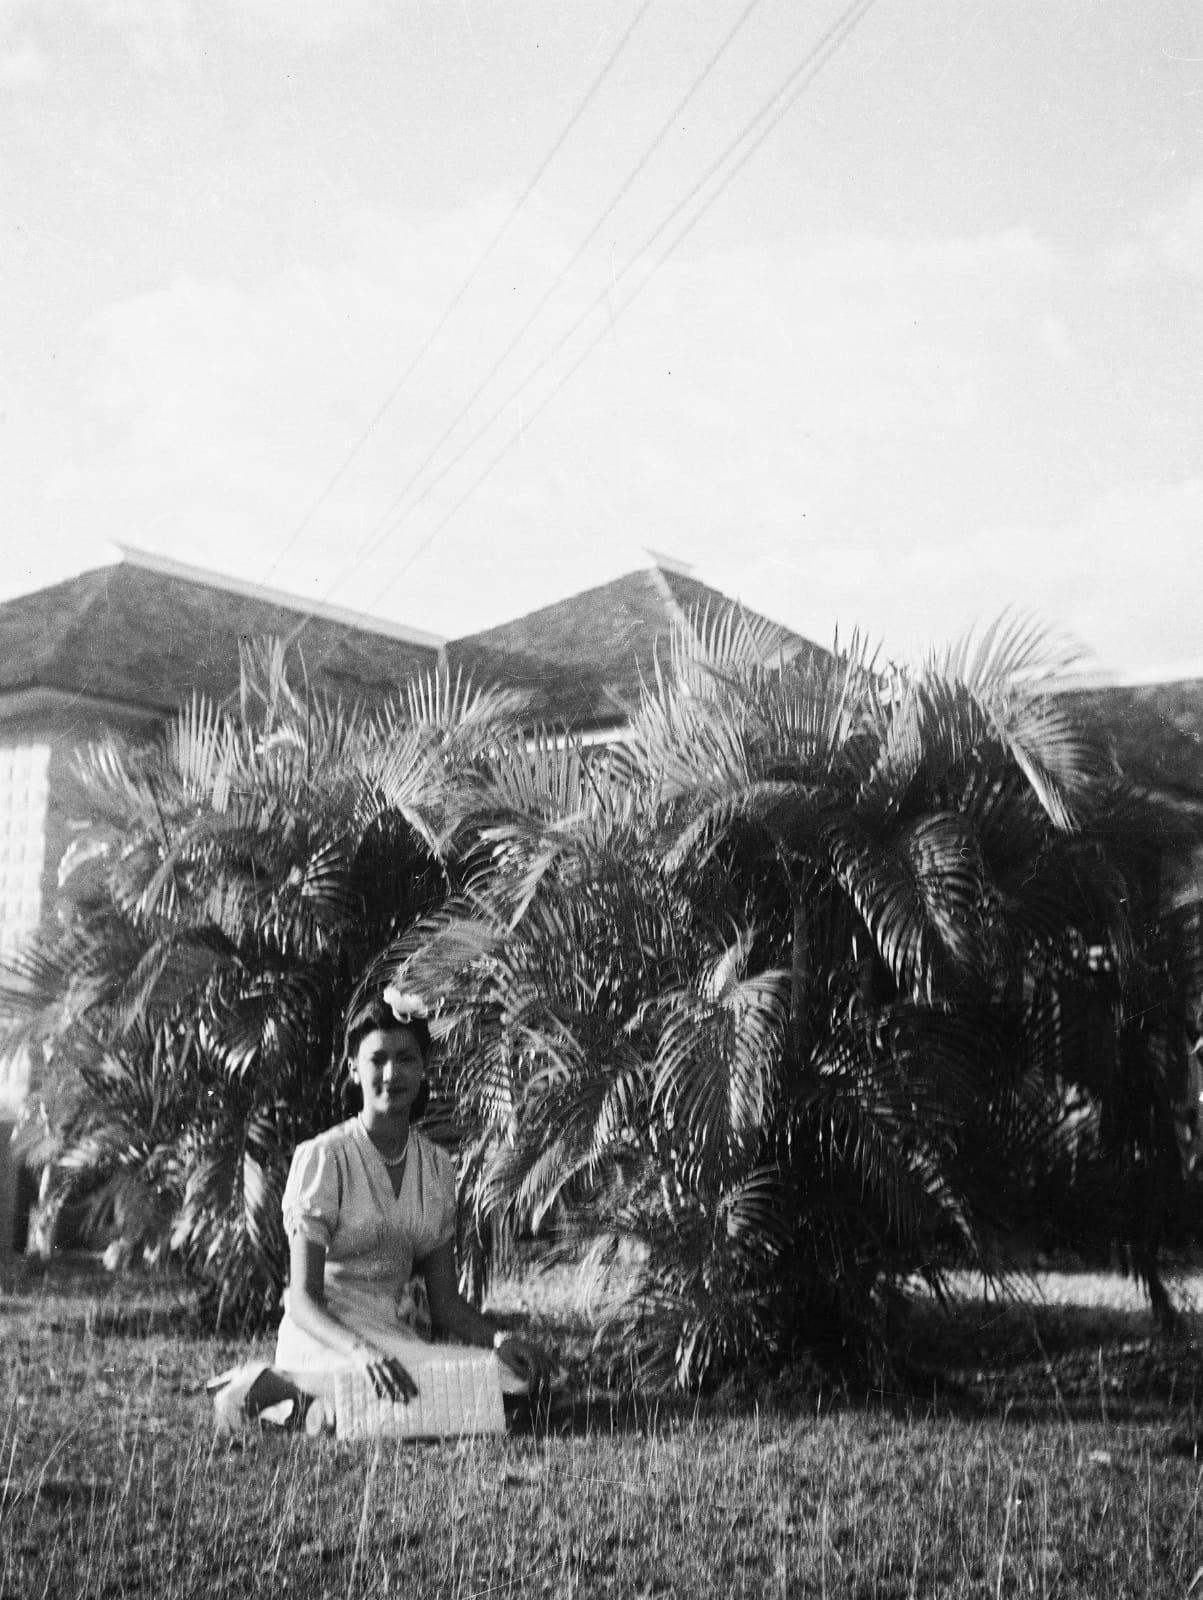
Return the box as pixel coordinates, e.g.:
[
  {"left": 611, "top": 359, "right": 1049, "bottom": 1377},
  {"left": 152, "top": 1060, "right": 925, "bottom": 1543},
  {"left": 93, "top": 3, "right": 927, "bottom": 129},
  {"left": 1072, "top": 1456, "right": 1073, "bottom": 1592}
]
[
  {"left": 166, "top": 693, "right": 240, "bottom": 806},
  {"left": 399, "top": 665, "right": 529, "bottom": 741},
  {"left": 110, "top": 928, "right": 235, "bottom": 1033},
  {"left": 934, "top": 611, "right": 1085, "bottom": 694},
  {"left": 650, "top": 949, "right": 789, "bottom": 1177},
  {"left": 825, "top": 813, "right": 988, "bottom": 1001},
  {"left": 670, "top": 600, "right": 799, "bottom": 696}
]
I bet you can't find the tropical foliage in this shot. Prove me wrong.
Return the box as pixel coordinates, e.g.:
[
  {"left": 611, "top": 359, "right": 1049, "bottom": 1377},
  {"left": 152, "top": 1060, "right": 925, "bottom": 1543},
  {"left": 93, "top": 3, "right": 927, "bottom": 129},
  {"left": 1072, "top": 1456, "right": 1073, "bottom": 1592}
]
[
  {"left": 388, "top": 611, "right": 1201, "bottom": 1387},
  {"left": 0, "top": 641, "right": 526, "bottom": 1324},
  {"left": 4, "top": 613, "right": 1198, "bottom": 1383}
]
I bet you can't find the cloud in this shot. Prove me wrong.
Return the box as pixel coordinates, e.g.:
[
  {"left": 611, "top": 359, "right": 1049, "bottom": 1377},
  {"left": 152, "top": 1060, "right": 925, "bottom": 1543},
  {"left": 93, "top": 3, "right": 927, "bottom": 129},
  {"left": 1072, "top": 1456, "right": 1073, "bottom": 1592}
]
[
  {"left": 225, "top": 0, "right": 393, "bottom": 42},
  {"left": 1, "top": 0, "right": 395, "bottom": 63},
  {"left": 52, "top": 211, "right": 1082, "bottom": 641},
  {"left": 562, "top": 223, "right": 1066, "bottom": 545},
  {"left": 0, "top": 0, "right": 194, "bottom": 69},
  {"left": 1038, "top": 314, "right": 1073, "bottom": 364},
  {"left": 0, "top": 36, "right": 47, "bottom": 85},
  {"left": 715, "top": 478, "right": 1203, "bottom": 681},
  {"left": 74, "top": 199, "right": 544, "bottom": 559},
  {"left": 977, "top": 478, "right": 1203, "bottom": 679},
  {"left": 1143, "top": 179, "right": 1203, "bottom": 279},
  {"left": 1106, "top": 176, "right": 1203, "bottom": 282}
]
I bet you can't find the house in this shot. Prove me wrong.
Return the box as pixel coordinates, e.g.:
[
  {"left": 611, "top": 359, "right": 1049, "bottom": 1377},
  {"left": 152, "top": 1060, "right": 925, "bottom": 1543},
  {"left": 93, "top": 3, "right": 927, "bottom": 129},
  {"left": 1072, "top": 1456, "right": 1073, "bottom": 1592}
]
[
  {"left": 443, "top": 558, "right": 826, "bottom": 734},
  {"left": 0, "top": 547, "right": 441, "bottom": 1255},
  {"left": 0, "top": 546, "right": 817, "bottom": 1254},
  {"left": 3, "top": 546, "right": 1201, "bottom": 1257}
]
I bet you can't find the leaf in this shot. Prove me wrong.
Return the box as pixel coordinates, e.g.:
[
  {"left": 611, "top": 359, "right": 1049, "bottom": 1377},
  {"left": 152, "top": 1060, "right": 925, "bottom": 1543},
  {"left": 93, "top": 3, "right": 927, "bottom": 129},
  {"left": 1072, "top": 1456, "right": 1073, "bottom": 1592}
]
[
  {"left": 110, "top": 930, "right": 232, "bottom": 1033},
  {"left": 400, "top": 665, "right": 529, "bottom": 742},
  {"left": 826, "top": 815, "right": 987, "bottom": 1001},
  {"left": 651, "top": 952, "right": 789, "bottom": 1174},
  {"left": 167, "top": 693, "right": 240, "bottom": 807}
]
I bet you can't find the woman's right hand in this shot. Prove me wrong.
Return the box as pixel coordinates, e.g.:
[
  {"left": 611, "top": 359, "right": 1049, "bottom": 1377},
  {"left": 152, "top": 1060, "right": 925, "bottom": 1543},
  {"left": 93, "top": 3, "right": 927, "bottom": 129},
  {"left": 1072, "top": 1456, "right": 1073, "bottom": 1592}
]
[{"left": 354, "top": 1343, "right": 418, "bottom": 1403}]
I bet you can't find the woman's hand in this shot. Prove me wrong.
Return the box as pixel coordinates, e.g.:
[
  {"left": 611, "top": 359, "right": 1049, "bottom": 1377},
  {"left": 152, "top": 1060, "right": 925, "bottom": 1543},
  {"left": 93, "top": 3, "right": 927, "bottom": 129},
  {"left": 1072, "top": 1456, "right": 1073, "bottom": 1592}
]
[
  {"left": 495, "top": 1333, "right": 558, "bottom": 1391},
  {"left": 418, "top": 1241, "right": 561, "bottom": 1390},
  {"left": 354, "top": 1342, "right": 418, "bottom": 1403}
]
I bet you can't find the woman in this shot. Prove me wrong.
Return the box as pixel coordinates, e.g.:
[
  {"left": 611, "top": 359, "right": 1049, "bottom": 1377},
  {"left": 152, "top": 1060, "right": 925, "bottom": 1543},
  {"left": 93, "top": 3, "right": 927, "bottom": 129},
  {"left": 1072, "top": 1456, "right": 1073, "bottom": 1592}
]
[{"left": 275, "top": 985, "right": 556, "bottom": 1408}]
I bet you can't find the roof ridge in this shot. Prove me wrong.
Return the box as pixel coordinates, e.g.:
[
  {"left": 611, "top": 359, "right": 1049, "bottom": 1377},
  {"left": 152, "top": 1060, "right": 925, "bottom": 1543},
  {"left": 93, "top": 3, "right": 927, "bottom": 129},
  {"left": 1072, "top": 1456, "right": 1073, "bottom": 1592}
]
[
  {"left": 646, "top": 564, "right": 692, "bottom": 633},
  {"left": 656, "top": 566, "right": 761, "bottom": 641},
  {"left": 0, "top": 560, "right": 441, "bottom": 712},
  {"left": 112, "top": 543, "right": 446, "bottom": 648}
]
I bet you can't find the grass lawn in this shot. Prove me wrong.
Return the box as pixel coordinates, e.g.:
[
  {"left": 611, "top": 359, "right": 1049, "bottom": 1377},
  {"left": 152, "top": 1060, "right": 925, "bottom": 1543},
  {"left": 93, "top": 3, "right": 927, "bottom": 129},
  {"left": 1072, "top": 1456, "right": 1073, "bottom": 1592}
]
[{"left": 2, "top": 1258, "right": 1202, "bottom": 1598}]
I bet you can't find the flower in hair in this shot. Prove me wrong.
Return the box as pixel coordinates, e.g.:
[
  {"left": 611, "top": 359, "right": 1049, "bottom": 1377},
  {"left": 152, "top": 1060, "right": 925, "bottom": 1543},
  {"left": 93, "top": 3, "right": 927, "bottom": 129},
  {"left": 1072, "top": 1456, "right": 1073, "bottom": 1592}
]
[{"left": 383, "top": 985, "right": 429, "bottom": 1024}]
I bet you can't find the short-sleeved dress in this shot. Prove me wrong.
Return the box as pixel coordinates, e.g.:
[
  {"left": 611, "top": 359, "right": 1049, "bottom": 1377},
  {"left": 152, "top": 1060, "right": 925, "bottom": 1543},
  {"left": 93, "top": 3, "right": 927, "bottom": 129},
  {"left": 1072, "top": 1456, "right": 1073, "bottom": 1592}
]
[{"left": 276, "top": 1118, "right": 521, "bottom": 1390}]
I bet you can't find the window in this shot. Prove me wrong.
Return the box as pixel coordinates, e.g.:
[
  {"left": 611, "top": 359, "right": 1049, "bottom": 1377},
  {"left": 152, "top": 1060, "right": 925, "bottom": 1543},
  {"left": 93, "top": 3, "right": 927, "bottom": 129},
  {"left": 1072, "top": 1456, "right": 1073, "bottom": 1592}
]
[{"left": 0, "top": 742, "right": 50, "bottom": 957}]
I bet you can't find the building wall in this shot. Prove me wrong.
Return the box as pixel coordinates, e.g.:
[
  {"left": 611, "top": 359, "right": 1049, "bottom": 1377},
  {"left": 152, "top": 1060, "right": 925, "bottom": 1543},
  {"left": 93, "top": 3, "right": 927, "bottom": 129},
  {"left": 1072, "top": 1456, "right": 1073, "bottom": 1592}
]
[
  {"left": 0, "top": 737, "right": 50, "bottom": 1115},
  {"left": 0, "top": 698, "right": 159, "bottom": 1252}
]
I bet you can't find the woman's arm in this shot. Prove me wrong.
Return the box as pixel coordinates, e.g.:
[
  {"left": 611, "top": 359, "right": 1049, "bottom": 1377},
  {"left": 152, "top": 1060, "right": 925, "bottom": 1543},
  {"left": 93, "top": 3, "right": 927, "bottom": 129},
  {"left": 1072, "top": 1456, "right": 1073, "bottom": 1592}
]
[
  {"left": 287, "top": 1232, "right": 418, "bottom": 1401},
  {"left": 419, "top": 1239, "right": 556, "bottom": 1388}
]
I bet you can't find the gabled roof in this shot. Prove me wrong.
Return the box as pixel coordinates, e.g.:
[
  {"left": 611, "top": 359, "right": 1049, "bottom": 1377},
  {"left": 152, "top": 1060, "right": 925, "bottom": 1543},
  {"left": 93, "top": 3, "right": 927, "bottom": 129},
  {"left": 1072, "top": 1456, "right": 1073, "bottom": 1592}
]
[
  {"left": 0, "top": 548, "right": 443, "bottom": 717},
  {"left": 2, "top": 551, "right": 1200, "bottom": 808},
  {"left": 1065, "top": 679, "right": 1203, "bottom": 804},
  {"left": 445, "top": 566, "right": 827, "bottom": 729}
]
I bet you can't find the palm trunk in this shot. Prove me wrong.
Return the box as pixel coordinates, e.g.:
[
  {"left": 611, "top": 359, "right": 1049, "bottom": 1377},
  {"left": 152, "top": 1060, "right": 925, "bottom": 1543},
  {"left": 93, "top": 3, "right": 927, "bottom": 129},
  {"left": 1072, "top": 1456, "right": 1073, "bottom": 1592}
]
[{"left": 791, "top": 895, "right": 809, "bottom": 1072}]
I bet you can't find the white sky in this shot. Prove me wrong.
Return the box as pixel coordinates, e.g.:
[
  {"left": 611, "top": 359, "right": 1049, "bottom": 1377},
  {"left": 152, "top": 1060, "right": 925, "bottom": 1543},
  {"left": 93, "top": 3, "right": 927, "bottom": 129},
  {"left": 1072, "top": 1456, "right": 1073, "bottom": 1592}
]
[{"left": 2, "top": 0, "right": 1201, "bottom": 680}]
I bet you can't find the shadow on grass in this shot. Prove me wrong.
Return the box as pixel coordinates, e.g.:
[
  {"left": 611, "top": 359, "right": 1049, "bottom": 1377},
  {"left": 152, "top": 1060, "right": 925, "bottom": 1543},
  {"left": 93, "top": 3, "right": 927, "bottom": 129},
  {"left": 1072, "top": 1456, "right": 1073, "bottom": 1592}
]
[
  {"left": 498, "top": 1283, "right": 1203, "bottom": 1442},
  {"left": 620, "top": 1288, "right": 1203, "bottom": 1440},
  {"left": 4, "top": 1253, "right": 209, "bottom": 1342},
  {"left": 0, "top": 1478, "right": 119, "bottom": 1510},
  {"left": 8, "top": 1255, "right": 1203, "bottom": 1444},
  {"left": 82, "top": 1301, "right": 204, "bottom": 1339},
  {"left": 870, "top": 1293, "right": 1203, "bottom": 1427},
  {"left": 504, "top": 1387, "right": 693, "bottom": 1439}
]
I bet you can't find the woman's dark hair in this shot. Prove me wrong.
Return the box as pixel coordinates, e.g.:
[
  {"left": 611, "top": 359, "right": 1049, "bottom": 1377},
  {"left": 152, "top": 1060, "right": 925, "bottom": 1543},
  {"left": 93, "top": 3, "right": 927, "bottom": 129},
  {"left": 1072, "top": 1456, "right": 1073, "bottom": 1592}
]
[{"left": 343, "top": 995, "right": 431, "bottom": 1123}]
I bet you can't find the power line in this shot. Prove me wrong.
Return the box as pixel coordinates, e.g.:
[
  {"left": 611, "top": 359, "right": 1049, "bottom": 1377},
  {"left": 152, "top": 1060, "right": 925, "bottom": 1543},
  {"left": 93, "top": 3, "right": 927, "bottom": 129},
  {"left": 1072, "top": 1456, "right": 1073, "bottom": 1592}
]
[
  {"left": 371, "top": 0, "right": 876, "bottom": 611},
  {"left": 359, "top": 0, "right": 880, "bottom": 611},
  {"left": 291, "top": 0, "right": 878, "bottom": 683},
  {"left": 255, "top": 0, "right": 657, "bottom": 597},
  {"left": 323, "top": 0, "right": 767, "bottom": 600}
]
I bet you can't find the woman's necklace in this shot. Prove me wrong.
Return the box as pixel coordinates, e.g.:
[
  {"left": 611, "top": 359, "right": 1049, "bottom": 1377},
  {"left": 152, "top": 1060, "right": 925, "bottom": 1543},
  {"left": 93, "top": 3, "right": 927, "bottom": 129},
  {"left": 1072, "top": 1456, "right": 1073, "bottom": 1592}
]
[{"left": 360, "top": 1116, "right": 409, "bottom": 1168}]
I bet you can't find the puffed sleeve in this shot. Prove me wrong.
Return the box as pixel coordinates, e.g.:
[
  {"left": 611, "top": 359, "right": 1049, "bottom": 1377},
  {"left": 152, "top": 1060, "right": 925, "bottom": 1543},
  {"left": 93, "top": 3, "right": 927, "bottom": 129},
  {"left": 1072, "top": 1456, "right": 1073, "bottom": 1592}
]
[{"left": 281, "top": 1137, "right": 342, "bottom": 1249}]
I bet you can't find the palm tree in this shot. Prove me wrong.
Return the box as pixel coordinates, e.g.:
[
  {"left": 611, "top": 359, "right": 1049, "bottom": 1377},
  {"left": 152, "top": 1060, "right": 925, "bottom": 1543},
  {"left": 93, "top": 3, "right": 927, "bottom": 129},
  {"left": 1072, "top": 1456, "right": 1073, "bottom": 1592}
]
[
  {"left": 0, "top": 639, "right": 527, "bottom": 1324},
  {"left": 391, "top": 608, "right": 1199, "bottom": 1386}
]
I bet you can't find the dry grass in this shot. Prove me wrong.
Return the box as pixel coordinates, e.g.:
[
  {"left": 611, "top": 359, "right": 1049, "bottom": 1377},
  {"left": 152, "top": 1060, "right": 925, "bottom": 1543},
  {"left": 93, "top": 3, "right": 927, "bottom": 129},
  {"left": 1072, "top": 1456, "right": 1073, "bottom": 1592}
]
[{"left": 2, "top": 1257, "right": 1202, "bottom": 1598}]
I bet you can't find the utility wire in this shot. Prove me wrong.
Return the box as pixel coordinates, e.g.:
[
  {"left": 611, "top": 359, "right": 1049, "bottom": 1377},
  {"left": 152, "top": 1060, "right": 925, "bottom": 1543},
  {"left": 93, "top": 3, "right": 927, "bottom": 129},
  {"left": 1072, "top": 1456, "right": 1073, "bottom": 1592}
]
[
  {"left": 323, "top": 0, "right": 767, "bottom": 600},
  {"left": 368, "top": 0, "right": 879, "bottom": 612},
  {"left": 254, "top": 0, "right": 656, "bottom": 596},
  {"left": 289, "top": 0, "right": 877, "bottom": 673},
  {"left": 346, "top": 0, "right": 878, "bottom": 609}
]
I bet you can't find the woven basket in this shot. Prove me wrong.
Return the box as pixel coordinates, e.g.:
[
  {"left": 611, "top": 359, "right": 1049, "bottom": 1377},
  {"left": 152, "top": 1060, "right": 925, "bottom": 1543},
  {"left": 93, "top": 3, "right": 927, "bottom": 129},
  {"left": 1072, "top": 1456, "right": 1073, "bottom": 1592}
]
[{"left": 333, "top": 1355, "right": 506, "bottom": 1440}]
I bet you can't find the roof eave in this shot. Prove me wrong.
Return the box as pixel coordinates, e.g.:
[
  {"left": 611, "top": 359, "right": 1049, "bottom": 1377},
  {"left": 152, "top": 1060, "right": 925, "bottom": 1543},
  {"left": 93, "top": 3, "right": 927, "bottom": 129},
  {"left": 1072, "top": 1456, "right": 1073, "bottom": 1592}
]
[{"left": 112, "top": 543, "right": 447, "bottom": 649}]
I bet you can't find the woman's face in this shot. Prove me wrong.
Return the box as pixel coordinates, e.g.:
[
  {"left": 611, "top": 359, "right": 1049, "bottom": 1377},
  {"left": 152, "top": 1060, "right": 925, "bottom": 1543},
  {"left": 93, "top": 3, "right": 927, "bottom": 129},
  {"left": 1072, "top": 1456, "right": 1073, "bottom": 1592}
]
[{"left": 352, "top": 1026, "right": 425, "bottom": 1122}]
